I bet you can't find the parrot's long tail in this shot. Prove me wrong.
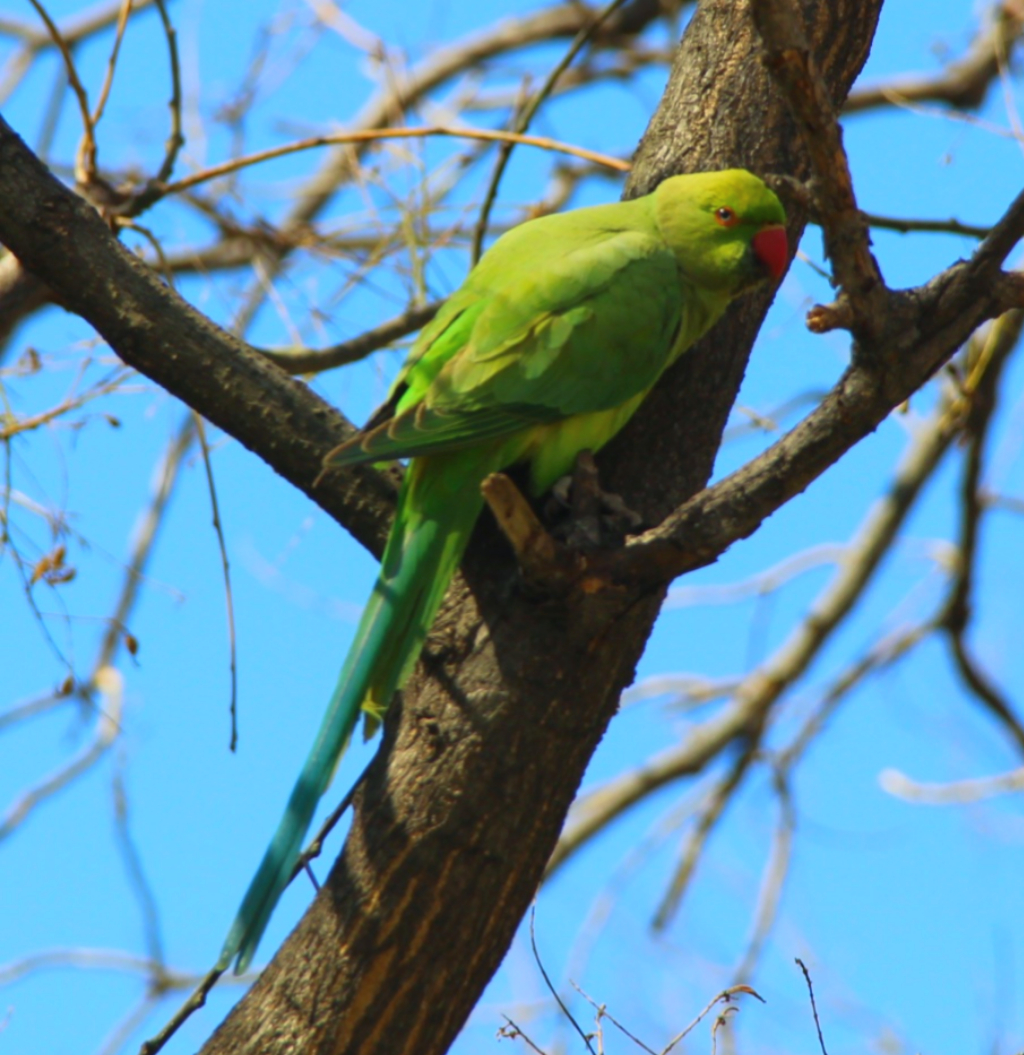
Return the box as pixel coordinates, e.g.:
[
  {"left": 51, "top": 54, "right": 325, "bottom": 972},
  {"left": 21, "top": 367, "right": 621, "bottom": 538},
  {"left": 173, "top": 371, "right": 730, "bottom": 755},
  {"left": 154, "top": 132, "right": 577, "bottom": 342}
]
[{"left": 220, "top": 456, "right": 486, "bottom": 973}]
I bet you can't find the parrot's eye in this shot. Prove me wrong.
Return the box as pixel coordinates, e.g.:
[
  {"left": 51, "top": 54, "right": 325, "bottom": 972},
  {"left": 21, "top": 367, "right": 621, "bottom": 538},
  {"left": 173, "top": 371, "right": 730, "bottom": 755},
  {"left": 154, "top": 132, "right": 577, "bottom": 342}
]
[{"left": 714, "top": 206, "right": 739, "bottom": 227}]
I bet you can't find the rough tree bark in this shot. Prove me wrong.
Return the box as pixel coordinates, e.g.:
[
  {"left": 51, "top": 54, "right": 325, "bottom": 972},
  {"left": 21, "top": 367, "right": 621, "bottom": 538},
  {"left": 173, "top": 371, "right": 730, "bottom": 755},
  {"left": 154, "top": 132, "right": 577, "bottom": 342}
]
[{"left": 0, "top": 2, "right": 883, "bottom": 1053}]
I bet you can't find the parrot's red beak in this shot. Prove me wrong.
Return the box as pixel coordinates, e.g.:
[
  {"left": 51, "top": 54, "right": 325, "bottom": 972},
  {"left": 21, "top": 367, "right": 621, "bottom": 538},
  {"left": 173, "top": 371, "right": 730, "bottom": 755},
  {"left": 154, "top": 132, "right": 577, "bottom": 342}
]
[{"left": 752, "top": 224, "right": 788, "bottom": 281}]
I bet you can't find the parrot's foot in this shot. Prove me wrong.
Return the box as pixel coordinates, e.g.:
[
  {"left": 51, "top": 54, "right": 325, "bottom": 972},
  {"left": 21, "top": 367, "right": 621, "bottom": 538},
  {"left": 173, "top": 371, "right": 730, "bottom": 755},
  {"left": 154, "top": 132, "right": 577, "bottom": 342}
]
[{"left": 545, "top": 450, "right": 645, "bottom": 549}]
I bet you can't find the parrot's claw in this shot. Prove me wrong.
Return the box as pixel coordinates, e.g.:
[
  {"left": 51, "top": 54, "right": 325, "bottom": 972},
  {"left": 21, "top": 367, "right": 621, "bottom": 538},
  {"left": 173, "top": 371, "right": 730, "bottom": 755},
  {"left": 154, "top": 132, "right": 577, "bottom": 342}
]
[{"left": 545, "top": 450, "right": 646, "bottom": 549}]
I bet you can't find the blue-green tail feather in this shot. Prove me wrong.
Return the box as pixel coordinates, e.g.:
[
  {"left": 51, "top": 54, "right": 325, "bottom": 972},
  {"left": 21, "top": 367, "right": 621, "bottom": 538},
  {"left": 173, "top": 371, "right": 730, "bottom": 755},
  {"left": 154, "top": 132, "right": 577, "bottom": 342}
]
[{"left": 219, "top": 457, "right": 486, "bottom": 973}]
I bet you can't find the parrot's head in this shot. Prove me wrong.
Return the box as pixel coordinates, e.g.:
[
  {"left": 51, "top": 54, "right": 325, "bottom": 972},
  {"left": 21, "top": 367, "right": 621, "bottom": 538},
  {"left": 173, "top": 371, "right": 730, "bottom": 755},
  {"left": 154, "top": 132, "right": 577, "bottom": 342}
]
[{"left": 653, "top": 169, "right": 788, "bottom": 294}]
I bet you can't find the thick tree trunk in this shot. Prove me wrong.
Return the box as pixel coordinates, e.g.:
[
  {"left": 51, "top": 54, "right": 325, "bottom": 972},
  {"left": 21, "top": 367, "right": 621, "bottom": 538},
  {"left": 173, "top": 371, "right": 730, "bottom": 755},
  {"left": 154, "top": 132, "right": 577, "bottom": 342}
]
[{"left": 200, "top": 4, "right": 881, "bottom": 1054}]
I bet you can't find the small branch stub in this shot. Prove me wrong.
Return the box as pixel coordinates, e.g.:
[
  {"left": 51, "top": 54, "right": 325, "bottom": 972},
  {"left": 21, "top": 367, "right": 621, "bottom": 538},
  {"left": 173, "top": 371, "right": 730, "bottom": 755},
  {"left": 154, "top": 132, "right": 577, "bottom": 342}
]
[{"left": 480, "top": 472, "right": 575, "bottom": 591}]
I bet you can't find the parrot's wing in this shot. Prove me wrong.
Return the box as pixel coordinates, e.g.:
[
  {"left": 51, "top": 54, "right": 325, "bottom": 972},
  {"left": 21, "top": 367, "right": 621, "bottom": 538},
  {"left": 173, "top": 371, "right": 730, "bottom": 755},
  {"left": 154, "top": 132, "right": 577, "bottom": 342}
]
[{"left": 328, "top": 228, "right": 685, "bottom": 468}]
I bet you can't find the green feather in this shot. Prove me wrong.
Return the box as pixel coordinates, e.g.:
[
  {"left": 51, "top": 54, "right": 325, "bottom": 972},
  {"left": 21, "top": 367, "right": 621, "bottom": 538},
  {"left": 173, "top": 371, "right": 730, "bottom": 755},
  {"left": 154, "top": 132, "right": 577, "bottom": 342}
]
[{"left": 220, "top": 169, "right": 786, "bottom": 972}]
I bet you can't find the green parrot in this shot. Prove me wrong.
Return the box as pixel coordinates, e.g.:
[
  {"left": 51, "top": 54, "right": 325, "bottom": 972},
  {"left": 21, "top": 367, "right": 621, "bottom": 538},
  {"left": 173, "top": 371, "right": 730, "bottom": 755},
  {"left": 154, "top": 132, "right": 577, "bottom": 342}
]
[{"left": 220, "top": 168, "right": 787, "bottom": 973}]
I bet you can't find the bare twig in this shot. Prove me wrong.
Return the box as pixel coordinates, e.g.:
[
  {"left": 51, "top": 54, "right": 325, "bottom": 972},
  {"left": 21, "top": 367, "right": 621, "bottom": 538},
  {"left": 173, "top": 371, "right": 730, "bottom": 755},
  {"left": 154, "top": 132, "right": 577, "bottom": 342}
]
[
  {"left": 0, "top": 666, "right": 122, "bottom": 842},
  {"left": 157, "top": 125, "right": 629, "bottom": 202},
  {"left": 939, "top": 310, "right": 1024, "bottom": 753},
  {"left": 192, "top": 415, "right": 239, "bottom": 750},
  {"left": 89, "top": 0, "right": 132, "bottom": 130},
  {"left": 470, "top": 0, "right": 630, "bottom": 263},
  {"left": 845, "top": 2, "right": 1024, "bottom": 115},
  {"left": 880, "top": 764, "right": 1024, "bottom": 803},
  {"left": 667, "top": 544, "right": 843, "bottom": 608},
  {"left": 795, "top": 959, "right": 830, "bottom": 1055},
  {"left": 733, "top": 772, "right": 795, "bottom": 983},
  {"left": 258, "top": 301, "right": 441, "bottom": 374},
  {"left": 0, "top": 684, "right": 74, "bottom": 731},
  {"left": 112, "top": 765, "right": 165, "bottom": 968},
  {"left": 93, "top": 417, "right": 195, "bottom": 677},
  {"left": 23, "top": 0, "right": 96, "bottom": 183},
  {"left": 290, "top": 765, "right": 365, "bottom": 880},
  {"left": 0, "top": 366, "right": 130, "bottom": 440},
  {"left": 711, "top": 1006, "right": 737, "bottom": 1055},
  {"left": 862, "top": 211, "right": 991, "bottom": 240},
  {"left": 137, "top": 964, "right": 227, "bottom": 1055},
  {"left": 571, "top": 981, "right": 658, "bottom": 1055},
  {"left": 150, "top": 0, "right": 182, "bottom": 185},
  {"left": 652, "top": 741, "right": 759, "bottom": 931},
  {"left": 126, "top": 0, "right": 184, "bottom": 216},
  {"left": 0, "top": 948, "right": 183, "bottom": 986},
  {"left": 660, "top": 987, "right": 765, "bottom": 1055},
  {"left": 775, "top": 621, "right": 934, "bottom": 774},
  {"left": 0, "top": 0, "right": 158, "bottom": 106},
  {"left": 529, "top": 907, "right": 596, "bottom": 1055},
  {"left": 499, "top": 1016, "right": 550, "bottom": 1055},
  {"left": 283, "top": 0, "right": 667, "bottom": 232},
  {"left": 548, "top": 377, "right": 963, "bottom": 876}
]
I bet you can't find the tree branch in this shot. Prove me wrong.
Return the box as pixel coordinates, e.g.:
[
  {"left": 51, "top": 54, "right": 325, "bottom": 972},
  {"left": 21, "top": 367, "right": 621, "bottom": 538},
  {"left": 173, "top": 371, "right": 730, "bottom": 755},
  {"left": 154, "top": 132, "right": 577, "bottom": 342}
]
[
  {"left": 939, "top": 309, "right": 1024, "bottom": 753},
  {"left": 548, "top": 371, "right": 964, "bottom": 876},
  {"left": 0, "top": 114, "right": 397, "bottom": 558},
  {"left": 844, "top": 1, "right": 1024, "bottom": 115}
]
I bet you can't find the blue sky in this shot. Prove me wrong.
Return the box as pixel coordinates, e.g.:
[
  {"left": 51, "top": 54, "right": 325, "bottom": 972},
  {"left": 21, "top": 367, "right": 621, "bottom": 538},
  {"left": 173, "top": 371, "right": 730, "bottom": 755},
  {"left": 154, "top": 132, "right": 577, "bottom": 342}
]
[{"left": 2, "top": 1, "right": 1023, "bottom": 1053}]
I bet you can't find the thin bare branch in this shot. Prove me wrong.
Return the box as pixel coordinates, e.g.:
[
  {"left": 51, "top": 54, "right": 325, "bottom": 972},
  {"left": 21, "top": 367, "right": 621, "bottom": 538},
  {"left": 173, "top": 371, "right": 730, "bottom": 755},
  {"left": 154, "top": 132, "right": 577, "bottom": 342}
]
[
  {"left": 775, "top": 621, "right": 934, "bottom": 774},
  {"left": 89, "top": 0, "right": 132, "bottom": 129},
  {"left": 845, "top": 2, "right": 1024, "bottom": 115},
  {"left": 23, "top": 0, "right": 97, "bottom": 183},
  {"left": 862, "top": 211, "right": 991, "bottom": 240},
  {"left": 652, "top": 741, "right": 759, "bottom": 931},
  {"left": 0, "top": 948, "right": 179, "bottom": 986},
  {"left": 156, "top": 125, "right": 629, "bottom": 203},
  {"left": 0, "top": 0, "right": 157, "bottom": 105},
  {"left": 0, "top": 366, "right": 130, "bottom": 440},
  {"left": 732, "top": 773, "right": 794, "bottom": 984},
  {"left": 529, "top": 907, "right": 597, "bottom": 1055},
  {"left": 470, "top": 0, "right": 631, "bottom": 263},
  {"left": 795, "top": 959, "right": 830, "bottom": 1055},
  {"left": 138, "top": 965, "right": 229, "bottom": 1055},
  {"left": 0, "top": 0, "right": 156, "bottom": 47},
  {"left": 0, "top": 685, "right": 73, "bottom": 731},
  {"left": 283, "top": 0, "right": 673, "bottom": 232},
  {"left": 112, "top": 765, "right": 165, "bottom": 968},
  {"left": 940, "top": 310, "right": 1024, "bottom": 753},
  {"left": 570, "top": 981, "right": 656, "bottom": 1054},
  {"left": 258, "top": 301, "right": 441, "bottom": 374},
  {"left": 148, "top": 0, "right": 183, "bottom": 186},
  {"left": 498, "top": 1017, "right": 550, "bottom": 1055},
  {"left": 880, "top": 764, "right": 1024, "bottom": 804},
  {"left": 93, "top": 416, "right": 195, "bottom": 677},
  {"left": 125, "top": 0, "right": 185, "bottom": 216},
  {"left": 549, "top": 375, "right": 964, "bottom": 876},
  {"left": 660, "top": 987, "right": 765, "bottom": 1055},
  {"left": 667, "top": 544, "right": 844, "bottom": 608},
  {"left": 0, "top": 666, "right": 122, "bottom": 842},
  {"left": 193, "top": 415, "right": 239, "bottom": 751}
]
